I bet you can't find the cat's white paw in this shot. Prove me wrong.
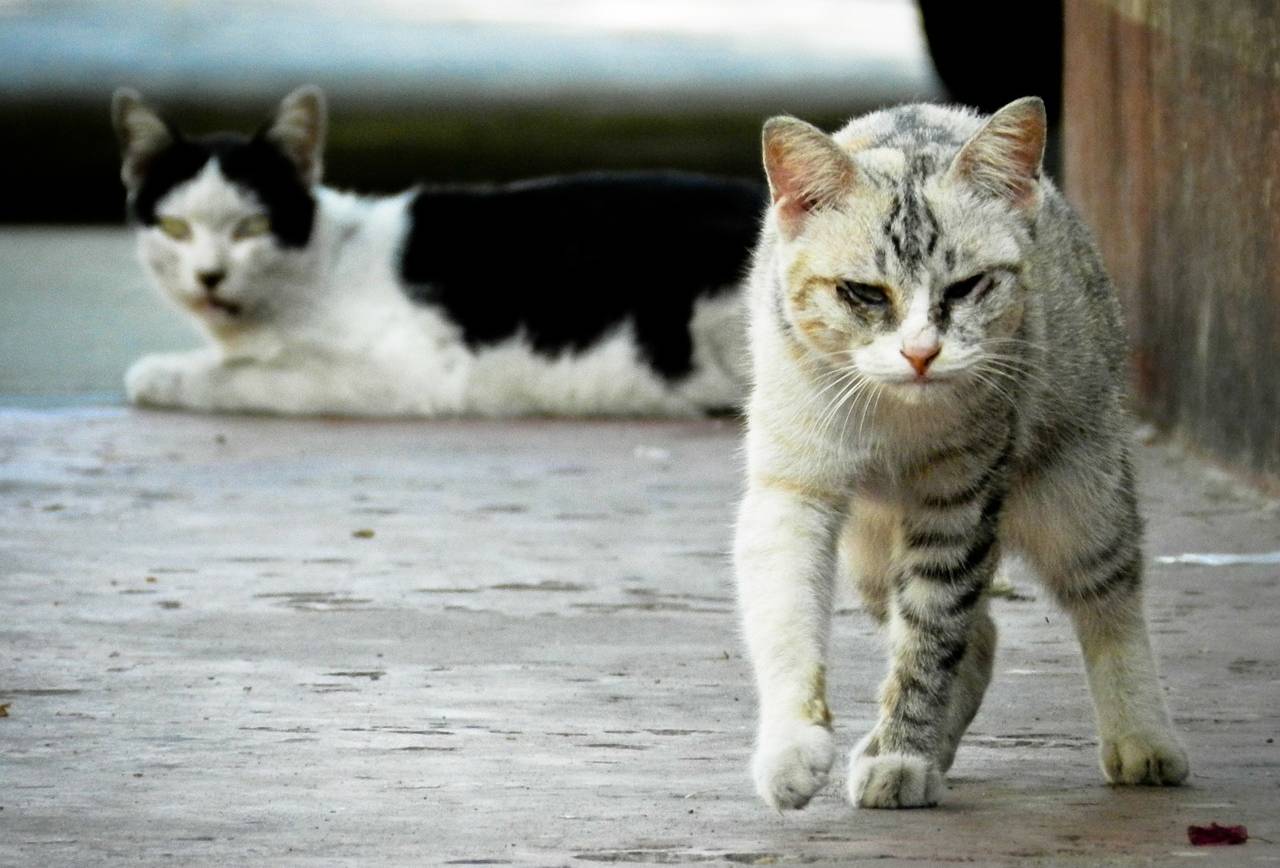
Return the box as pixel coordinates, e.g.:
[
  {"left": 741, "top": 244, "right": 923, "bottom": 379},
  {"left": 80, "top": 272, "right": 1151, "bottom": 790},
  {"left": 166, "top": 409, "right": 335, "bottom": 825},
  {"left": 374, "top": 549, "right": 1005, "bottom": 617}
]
[
  {"left": 848, "top": 734, "right": 943, "bottom": 809},
  {"left": 126, "top": 355, "right": 191, "bottom": 407},
  {"left": 126, "top": 354, "right": 217, "bottom": 409},
  {"left": 1100, "top": 730, "right": 1189, "bottom": 786},
  {"left": 751, "top": 721, "right": 835, "bottom": 810}
]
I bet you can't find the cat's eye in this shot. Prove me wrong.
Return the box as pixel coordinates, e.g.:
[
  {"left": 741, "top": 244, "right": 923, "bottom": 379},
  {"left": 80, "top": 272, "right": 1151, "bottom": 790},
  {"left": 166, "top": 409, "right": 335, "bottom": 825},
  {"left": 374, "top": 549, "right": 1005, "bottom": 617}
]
[
  {"left": 943, "top": 272, "right": 991, "bottom": 303},
  {"left": 233, "top": 215, "right": 271, "bottom": 240},
  {"left": 157, "top": 216, "right": 191, "bottom": 241},
  {"left": 837, "top": 280, "right": 889, "bottom": 307}
]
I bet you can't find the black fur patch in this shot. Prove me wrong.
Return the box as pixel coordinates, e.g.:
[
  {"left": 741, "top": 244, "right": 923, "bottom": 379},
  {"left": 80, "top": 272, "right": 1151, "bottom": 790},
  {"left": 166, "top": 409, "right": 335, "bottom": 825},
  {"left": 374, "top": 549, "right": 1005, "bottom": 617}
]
[
  {"left": 128, "top": 133, "right": 315, "bottom": 248},
  {"left": 914, "top": 529, "right": 996, "bottom": 584},
  {"left": 936, "top": 636, "right": 969, "bottom": 672},
  {"left": 400, "top": 172, "right": 765, "bottom": 381}
]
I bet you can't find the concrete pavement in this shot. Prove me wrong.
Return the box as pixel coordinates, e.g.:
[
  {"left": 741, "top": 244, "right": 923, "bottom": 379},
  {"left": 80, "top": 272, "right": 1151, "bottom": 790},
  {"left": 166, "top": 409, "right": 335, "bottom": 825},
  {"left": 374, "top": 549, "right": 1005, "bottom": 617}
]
[{"left": 1, "top": 410, "right": 1278, "bottom": 865}]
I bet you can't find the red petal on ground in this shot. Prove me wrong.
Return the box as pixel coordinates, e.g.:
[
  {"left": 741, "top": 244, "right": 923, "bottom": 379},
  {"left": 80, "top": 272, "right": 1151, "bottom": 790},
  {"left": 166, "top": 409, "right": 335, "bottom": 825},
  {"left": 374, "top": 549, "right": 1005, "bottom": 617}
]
[{"left": 1187, "top": 823, "right": 1248, "bottom": 846}]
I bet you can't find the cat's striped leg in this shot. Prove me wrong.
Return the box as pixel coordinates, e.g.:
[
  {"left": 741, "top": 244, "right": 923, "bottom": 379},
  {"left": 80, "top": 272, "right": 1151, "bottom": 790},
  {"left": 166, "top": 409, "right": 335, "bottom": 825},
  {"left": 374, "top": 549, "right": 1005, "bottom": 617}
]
[
  {"left": 842, "top": 500, "right": 998, "bottom": 774},
  {"left": 848, "top": 482, "right": 1004, "bottom": 809},
  {"left": 1020, "top": 454, "right": 1188, "bottom": 786},
  {"left": 735, "top": 480, "right": 844, "bottom": 810}
]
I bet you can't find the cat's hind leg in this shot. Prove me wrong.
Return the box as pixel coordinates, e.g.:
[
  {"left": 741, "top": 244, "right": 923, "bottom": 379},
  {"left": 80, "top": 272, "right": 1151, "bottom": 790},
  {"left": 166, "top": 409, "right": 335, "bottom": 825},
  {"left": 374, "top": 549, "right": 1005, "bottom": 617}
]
[
  {"left": 936, "top": 602, "right": 996, "bottom": 772},
  {"left": 840, "top": 497, "right": 896, "bottom": 626},
  {"left": 1009, "top": 450, "right": 1188, "bottom": 786}
]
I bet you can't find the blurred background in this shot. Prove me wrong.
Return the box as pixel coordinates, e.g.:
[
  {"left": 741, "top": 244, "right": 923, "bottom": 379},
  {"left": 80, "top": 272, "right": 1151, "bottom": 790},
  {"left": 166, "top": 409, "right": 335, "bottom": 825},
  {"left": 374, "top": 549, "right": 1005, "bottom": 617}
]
[
  {"left": 1, "top": 0, "right": 1275, "bottom": 491},
  {"left": 0, "top": 0, "right": 1073, "bottom": 395},
  {"left": 1, "top": 0, "right": 958, "bottom": 224},
  {"left": 0, "top": 0, "right": 945, "bottom": 405}
]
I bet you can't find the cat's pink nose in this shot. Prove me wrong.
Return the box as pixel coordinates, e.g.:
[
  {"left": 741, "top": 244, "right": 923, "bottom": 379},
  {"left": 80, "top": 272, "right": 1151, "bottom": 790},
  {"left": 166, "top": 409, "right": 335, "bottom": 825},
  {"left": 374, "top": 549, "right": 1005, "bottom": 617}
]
[{"left": 900, "top": 344, "right": 940, "bottom": 376}]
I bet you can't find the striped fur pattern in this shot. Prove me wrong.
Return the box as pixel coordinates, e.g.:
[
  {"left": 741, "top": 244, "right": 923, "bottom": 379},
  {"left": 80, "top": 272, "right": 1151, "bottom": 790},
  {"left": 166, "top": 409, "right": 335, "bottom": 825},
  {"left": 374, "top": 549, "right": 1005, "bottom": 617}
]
[{"left": 735, "top": 99, "right": 1188, "bottom": 811}]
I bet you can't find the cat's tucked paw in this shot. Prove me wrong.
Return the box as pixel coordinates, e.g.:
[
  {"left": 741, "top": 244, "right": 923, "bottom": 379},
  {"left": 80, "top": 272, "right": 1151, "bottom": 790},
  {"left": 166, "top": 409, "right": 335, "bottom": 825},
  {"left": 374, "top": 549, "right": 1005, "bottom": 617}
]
[
  {"left": 1100, "top": 731, "right": 1189, "bottom": 786},
  {"left": 849, "top": 746, "right": 943, "bottom": 809},
  {"left": 751, "top": 721, "right": 835, "bottom": 810}
]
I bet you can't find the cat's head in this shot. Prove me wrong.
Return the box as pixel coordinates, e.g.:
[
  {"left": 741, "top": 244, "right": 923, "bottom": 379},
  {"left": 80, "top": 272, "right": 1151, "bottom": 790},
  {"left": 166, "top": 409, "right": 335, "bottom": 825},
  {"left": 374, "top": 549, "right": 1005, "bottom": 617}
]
[
  {"left": 761, "top": 98, "right": 1046, "bottom": 408},
  {"left": 111, "top": 86, "right": 327, "bottom": 328}
]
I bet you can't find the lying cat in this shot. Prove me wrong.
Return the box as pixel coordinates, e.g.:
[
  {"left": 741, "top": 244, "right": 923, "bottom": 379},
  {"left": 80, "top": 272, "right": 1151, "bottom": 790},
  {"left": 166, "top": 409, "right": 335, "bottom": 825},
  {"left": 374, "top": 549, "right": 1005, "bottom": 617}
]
[
  {"left": 735, "top": 98, "right": 1189, "bottom": 810},
  {"left": 111, "top": 86, "right": 762, "bottom": 416}
]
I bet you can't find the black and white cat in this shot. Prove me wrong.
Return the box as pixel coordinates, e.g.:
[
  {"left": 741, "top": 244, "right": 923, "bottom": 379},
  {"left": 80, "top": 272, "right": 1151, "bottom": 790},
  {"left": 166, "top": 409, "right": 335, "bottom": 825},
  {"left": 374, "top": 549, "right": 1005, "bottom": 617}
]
[{"left": 112, "top": 86, "right": 763, "bottom": 416}]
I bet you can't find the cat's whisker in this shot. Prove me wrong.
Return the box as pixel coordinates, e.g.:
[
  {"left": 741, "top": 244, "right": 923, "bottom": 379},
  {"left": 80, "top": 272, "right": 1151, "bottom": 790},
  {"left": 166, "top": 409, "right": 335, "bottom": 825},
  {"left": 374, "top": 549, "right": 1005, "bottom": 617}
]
[
  {"left": 968, "top": 370, "right": 1022, "bottom": 417},
  {"left": 852, "top": 381, "right": 885, "bottom": 444},
  {"left": 790, "top": 370, "right": 857, "bottom": 436},
  {"left": 814, "top": 372, "right": 870, "bottom": 437},
  {"left": 976, "top": 348, "right": 1060, "bottom": 386},
  {"left": 799, "top": 361, "right": 862, "bottom": 421},
  {"left": 817, "top": 371, "right": 876, "bottom": 439},
  {"left": 977, "top": 355, "right": 1065, "bottom": 401},
  {"left": 980, "top": 336, "right": 1040, "bottom": 347},
  {"left": 981, "top": 368, "right": 1058, "bottom": 404},
  {"left": 834, "top": 377, "right": 879, "bottom": 444}
]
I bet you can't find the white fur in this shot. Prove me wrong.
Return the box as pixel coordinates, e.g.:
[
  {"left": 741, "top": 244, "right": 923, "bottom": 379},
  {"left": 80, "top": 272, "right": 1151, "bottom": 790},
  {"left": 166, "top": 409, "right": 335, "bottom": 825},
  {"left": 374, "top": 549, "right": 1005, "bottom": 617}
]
[
  {"left": 752, "top": 718, "right": 836, "bottom": 810},
  {"left": 735, "top": 481, "right": 841, "bottom": 810}
]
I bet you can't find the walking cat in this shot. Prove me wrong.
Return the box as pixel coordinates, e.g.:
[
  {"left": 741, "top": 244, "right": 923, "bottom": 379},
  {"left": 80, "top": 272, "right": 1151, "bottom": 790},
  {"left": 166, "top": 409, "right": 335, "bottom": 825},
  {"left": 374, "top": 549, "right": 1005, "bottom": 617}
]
[
  {"left": 112, "top": 86, "right": 761, "bottom": 416},
  {"left": 734, "top": 97, "right": 1189, "bottom": 810}
]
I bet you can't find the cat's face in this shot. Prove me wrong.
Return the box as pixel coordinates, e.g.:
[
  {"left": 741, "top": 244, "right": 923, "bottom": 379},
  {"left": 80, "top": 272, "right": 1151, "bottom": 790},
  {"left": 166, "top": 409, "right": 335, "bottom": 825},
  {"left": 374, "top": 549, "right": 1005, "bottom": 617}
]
[
  {"left": 137, "top": 158, "right": 293, "bottom": 324},
  {"left": 762, "top": 100, "right": 1046, "bottom": 407},
  {"left": 112, "top": 87, "right": 326, "bottom": 330}
]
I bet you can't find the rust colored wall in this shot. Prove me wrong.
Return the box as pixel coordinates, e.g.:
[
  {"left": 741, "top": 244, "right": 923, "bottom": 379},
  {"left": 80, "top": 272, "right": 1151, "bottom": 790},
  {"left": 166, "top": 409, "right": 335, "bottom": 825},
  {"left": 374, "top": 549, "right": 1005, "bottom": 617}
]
[{"left": 1064, "top": 0, "right": 1280, "bottom": 491}]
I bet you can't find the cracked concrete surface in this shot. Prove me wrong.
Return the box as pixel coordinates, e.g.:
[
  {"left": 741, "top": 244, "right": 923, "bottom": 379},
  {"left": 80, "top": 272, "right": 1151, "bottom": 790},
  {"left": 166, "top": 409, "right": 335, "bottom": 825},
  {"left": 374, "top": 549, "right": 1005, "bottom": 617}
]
[{"left": 1, "top": 410, "right": 1278, "bottom": 865}]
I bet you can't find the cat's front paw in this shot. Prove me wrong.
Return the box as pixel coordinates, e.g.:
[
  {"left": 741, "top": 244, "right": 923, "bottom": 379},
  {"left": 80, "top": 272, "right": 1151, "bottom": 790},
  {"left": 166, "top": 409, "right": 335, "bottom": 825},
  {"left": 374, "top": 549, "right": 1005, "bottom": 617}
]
[
  {"left": 126, "top": 354, "right": 210, "bottom": 409},
  {"left": 751, "top": 721, "right": 835, "bottom": 810},
  {"left": 848, "top": 732, "right": 943, "bottom": 809},
  {"left": 1100, "top": 730, "right": 1189, "bottom": 786}
]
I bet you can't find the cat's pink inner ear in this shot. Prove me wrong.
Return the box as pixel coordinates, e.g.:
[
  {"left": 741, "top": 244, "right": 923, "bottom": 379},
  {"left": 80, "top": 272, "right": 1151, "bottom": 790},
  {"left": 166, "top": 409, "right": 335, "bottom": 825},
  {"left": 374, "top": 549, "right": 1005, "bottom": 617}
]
[
  {"left": 762, "top": 117, "right": 856, "bottom": 236},
  {"left": 949, "top": 97, "right": 1046, "bottom": 211}
]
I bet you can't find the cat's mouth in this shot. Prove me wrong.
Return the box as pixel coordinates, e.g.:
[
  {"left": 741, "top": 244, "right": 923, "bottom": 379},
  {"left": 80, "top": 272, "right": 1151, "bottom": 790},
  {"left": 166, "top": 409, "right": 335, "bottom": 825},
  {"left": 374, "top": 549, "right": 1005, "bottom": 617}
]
[
  {"left": 192, "top": 295, "right": 243, "bottom": 317},
  {"left": 883, "top": 371, "right": 954, "bottom": 387}
]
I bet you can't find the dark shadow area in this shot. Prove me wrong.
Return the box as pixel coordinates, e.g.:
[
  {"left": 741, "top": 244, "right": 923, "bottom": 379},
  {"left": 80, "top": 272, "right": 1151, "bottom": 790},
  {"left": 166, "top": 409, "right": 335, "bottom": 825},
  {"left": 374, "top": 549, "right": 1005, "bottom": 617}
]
[{"left": 2, "top": 97, "right": 866, "bottom": 224}]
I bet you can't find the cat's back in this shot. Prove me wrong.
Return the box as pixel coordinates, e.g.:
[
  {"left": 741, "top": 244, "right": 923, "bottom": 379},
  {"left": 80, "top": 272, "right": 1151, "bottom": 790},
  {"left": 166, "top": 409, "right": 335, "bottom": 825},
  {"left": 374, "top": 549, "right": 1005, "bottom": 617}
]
[
  {"left": 1029, "top": 189, "right": 1129, "bottom": 365},
  {"left": 398, "top": 171, "right": 764, "bottom": 379},
  {"left": 402, "top": 171, "right": 764, "bottom": 290}
]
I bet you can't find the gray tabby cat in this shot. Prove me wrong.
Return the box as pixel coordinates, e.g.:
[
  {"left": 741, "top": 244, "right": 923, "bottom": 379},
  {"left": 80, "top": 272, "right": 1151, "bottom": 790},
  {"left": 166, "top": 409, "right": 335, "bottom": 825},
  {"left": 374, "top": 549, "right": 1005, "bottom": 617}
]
[{"left": 734, "top": 97, "right": 1189, "bottom": 810}]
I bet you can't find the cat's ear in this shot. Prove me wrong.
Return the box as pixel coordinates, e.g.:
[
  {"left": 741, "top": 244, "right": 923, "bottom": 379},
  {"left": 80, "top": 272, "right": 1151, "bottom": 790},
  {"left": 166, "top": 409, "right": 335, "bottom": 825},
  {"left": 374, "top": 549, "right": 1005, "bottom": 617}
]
[
  {"left": 263, "top": 85, "right": 326, "bottom": 186},
  {"left": 946, "top": 97, "right": 1046, "bottom": 213},
  {"left": 112, "top": 88, "right": 175, "bottom": 191},
  {"left": 762, "top": 116, "right": 857, "bottom": 238}
]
